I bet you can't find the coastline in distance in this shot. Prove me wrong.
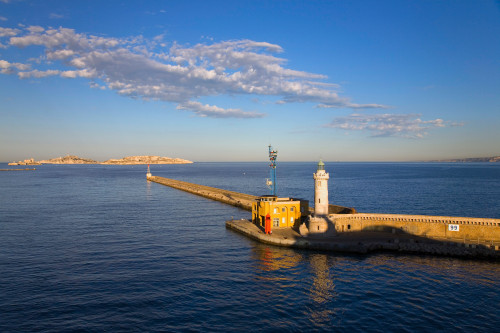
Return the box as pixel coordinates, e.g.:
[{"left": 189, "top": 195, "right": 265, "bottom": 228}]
[
  {"left": 426, "top": 156, "right": 500, "bottom": 163},
  {"left": 8, "top": 155, "right": 193, "bottom": 165}
]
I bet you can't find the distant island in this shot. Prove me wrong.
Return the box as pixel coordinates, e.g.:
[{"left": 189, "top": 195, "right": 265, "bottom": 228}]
[
  {"left": 101, "top": 155, "right": 193, "bottom": 165},
  {"left": 428, "top": 156, "right": 500, "bottom": 163},
  {"left": 8, "top": 155, "right": 193, "bottom": 165}
]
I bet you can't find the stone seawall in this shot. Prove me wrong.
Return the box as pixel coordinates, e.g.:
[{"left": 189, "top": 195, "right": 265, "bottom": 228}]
[
  {"left": 148, "top": 176, "right": 257, "bottom": 210},
  {"left": 332, "top": 213, "right": 500, "bottom": 248},
  {"left": 226, "top": 219, "right": 500, "bottom": 258},
  {"left": 148, "top": 175, "right": 500, "bottom": 255},
  {"left": 149, "top": 176, "right": 356, "bottom": 214}
]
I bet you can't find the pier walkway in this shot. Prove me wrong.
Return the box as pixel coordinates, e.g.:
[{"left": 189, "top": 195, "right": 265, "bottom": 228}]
[{"left": 147, "top": 176, "right": 257, "bottom": 211}]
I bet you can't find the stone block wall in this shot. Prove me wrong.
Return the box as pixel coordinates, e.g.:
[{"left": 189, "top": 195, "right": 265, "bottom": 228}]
[{"left": 331, "top": 213, "right": 500, "bottom": 245}]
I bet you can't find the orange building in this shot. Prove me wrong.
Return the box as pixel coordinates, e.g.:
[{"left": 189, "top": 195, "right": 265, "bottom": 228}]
[{"left": 252, "top": 195, "right": 309, "bottom": 231}]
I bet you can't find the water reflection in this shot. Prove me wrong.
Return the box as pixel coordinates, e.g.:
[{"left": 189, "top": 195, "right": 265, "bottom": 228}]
[
  {"left": 306, "top": 253, "right": 338, "bottom": 324},
  {"left": 248, "top": 245, "right": 303, "bottom": 303},
  {"left": 252, "top": 246, "right": 302, "bottom": 273},
  {"left": 248, "top": 242, "right": 500, "bottom": 331},
  {"left": 146, "top": 179, "right": 153, "bottom": 200},
  {"left": 308, "top": 254, "right": 336, "bottom": 304},
  {"left": 251, "top": 244, "right": 340, "bottom": 325}
]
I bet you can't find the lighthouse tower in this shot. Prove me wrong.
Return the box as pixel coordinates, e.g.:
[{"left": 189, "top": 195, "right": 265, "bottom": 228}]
[
  {"left": 299, "top": 159, "right": 333, "bottom": 236},
  {"left": 313, "top": 160, "right": 329, "bottom": 216}
]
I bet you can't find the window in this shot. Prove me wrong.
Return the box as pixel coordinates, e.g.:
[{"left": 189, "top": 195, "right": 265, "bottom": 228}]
[
  {"left": 290, "top": 207, "right": 294, "bottom": 212},
  {"left": 290, "top": 217, "right": 294, "bottom": 223},
  {"left": 274, "top": 208, "right": 277, "bottom": 214},
  {"left": 273, "top": 218, "right": 279, "bottom": 227},
  {"left": 282, "top": 207, "right": 286, "bottom": 212},
  {"left": 319, "top": 199, "right": 321, "bottom": 203},
  {"left": 282, "top": 217, "right": 285, "bottom": 224}
]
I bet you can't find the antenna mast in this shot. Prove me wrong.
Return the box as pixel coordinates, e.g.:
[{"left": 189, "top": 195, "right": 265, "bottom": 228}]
[{"left": 266, "top": 145, "right": 278, "bottom": 196}]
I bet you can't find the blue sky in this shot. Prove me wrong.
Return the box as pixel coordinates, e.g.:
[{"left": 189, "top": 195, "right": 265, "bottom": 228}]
[{"left": 1, "top": 0, "right": 499, "bottom": 162}]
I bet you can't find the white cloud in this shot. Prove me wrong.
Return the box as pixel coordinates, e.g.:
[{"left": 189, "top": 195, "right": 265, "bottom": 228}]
[
  {"left": 17, "top": 69, "right": 60, "bottom": 78},
  {"left": 60, "top": 68, "right": 96, "bottom": 78},
  {"left": 27, "top": 26, "right": 44, "bottom": 33},
  {"left": 0, "top": 27, "right": 19, "bottom": 37},
  {"left": 317, "top": 102, "right": 389, "bottom": 109},
  {"left": 0, "top": 59, "right": 9, "bottom": 68},
  {"left": 47, "top": 49, "right": 75, "bottom": 60},
  {"left": 325, "top": 113, "right": 458, "bottom": 138},
  {"left": 90, "top": 81, "right": 106, "bottom": 90},
  {"left": 49, "top": 13, "right": 65, "bottom": 19},
  {"left": 177, "top": 101, "right": 265, "bottom": 118},
  {"left": 0, "top": 17, "right": 7, "bottom": 22},
  {"left": 0, "top": 25, "right": 388, "bottom": 118},
  {"left": 0, "top": 59, "right": 30, "bottom": 73}
]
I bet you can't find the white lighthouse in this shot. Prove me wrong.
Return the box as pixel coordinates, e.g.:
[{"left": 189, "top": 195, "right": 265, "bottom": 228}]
[
  {"left": 299, "top": 159, "right": 333, "bottom": 236},
  {"left": 313, "top": 160, "right": 329, "bottom": 216}
]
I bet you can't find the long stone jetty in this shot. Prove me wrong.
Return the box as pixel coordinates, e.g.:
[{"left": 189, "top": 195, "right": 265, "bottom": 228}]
[
  {"left": 148, "top": 175, "right": 500, "bottom": 258},
  {"left": 148, "top": 175, "right": 355, "bottom": 214},
  {"left": 147, "top": 176, "right": 258, "bottom": 210}
]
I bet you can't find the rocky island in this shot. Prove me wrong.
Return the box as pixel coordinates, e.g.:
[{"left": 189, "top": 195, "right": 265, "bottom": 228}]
[
  {"left": 8, "top": 155, "right": 193, "bottom": 165},
  {"left": 102, "top": 155, "right": 193, "bottom": 165},
  {"left": 8, "top": 158, "right": 42, "bottom": 166},
  {"left": 38, "top": 155, "right": 99, "bottom": 164}
]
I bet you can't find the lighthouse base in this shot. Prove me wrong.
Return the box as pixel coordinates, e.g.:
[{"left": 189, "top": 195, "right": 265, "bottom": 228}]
[{"left": 299, "top": 215, "right": 337, "bottom": 237}]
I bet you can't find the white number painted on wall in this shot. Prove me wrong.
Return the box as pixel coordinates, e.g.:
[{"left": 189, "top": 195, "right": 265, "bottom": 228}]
[{"left": 448, "top": 224, "right": 460, "bottom": 231}]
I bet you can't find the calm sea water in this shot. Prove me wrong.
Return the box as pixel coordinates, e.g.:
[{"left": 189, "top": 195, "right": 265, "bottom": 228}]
[{"left": 1, "top": 162, "right": 499, "bottom": 332}]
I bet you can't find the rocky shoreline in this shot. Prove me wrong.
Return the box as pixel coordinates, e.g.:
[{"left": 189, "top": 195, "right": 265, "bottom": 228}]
[{"left": 8, "top": 155, "right": 193, "bottom": 165}]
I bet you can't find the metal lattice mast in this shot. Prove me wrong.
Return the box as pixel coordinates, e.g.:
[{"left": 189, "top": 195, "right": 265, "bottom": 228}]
[{"left": 267, "top": 145, "right": 278, "bottom": 196}]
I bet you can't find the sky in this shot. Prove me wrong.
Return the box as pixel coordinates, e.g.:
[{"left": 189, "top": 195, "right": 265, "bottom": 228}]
[{"left": 0, "top": 0, "right": 499, "bottom": 162}]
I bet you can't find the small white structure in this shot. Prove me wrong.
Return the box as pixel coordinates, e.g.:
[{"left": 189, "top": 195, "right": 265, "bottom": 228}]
[
  {"left": 313, "top": 160, "right": 330, "bottom": 216},
  {"left": 299, "top": 160, "right": 335, "bottom": 236},
  {"left": 146, "top": 164, "right": 152, "bottom": 179}
]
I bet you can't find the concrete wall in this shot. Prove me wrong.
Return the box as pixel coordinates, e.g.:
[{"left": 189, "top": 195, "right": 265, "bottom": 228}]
[{"left": 331, "top": 213, "right": 500, "bottom": 245}]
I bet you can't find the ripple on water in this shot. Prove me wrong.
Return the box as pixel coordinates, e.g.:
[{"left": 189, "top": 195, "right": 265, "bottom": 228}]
[{"left": 1, "top": 163, "right": 499, "bottom": 332}]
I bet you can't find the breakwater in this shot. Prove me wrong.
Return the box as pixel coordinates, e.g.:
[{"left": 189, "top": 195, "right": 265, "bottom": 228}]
[
  {"left": 148, "top": 175, "right": 355, "bottom": 214},
  {"left": 0, "top": 168, "right": 36, "bottom": 171},
  {"left": 226, "top": 219, "right": 500, "bottom": 258},
  {"left": 332, "top": 213, "right": 500, "bottom": 249},
  {"left": 147, "top": 176, "right": 257, "bottom": 210},
  {"left": 149, "top": 175, "right": 499, "bottom": 258}
]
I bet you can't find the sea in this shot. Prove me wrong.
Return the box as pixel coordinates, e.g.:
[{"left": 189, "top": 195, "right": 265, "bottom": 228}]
[{"left": 1, "top": 162, "right": 499, "bottom": 332}]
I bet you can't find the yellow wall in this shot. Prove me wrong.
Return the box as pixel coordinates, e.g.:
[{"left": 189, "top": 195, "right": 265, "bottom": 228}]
[
  {"left": 332, "top": 213, "right": 500, "bottom": 244},
  {"left": 252, "top": 198, "right": 307, "bottom": 230}
]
